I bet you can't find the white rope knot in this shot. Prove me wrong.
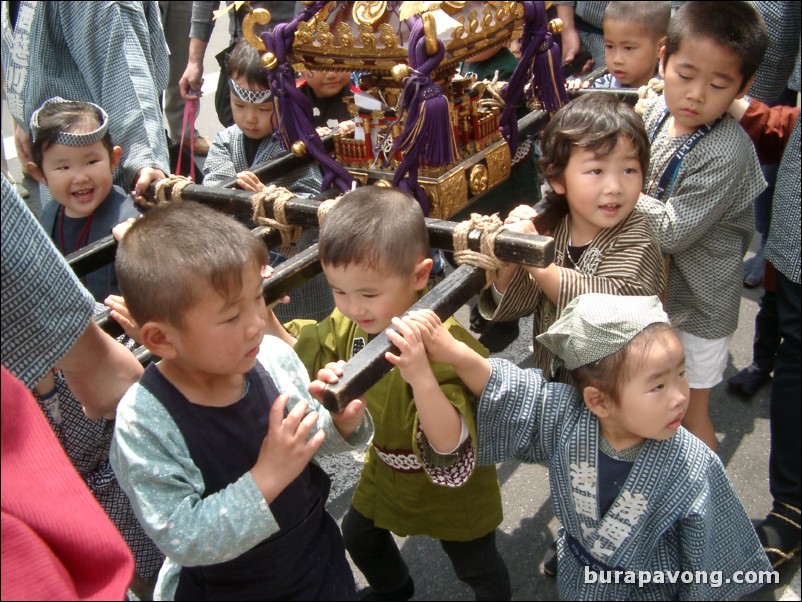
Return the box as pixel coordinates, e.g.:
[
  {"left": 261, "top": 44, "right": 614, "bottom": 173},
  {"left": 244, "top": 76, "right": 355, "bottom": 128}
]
[
  {"left": 634, "top": 77, "right": 664, "bottom": 116},
  {"left": 251, "top": 185, "right": 302, "bottom": 246},
  {"left": 452, "top": 213, "right": 507, "bottom": 288},
  {"left": 151, "top": 175, "right": 192, "bottom": 206}
]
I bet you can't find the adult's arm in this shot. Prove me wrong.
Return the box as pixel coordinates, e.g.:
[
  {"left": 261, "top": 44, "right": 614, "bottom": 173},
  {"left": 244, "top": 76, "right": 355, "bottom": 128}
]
[
  {"left": 0, "top": 176, "right": 142, "bottom": 418},
  {"left": 730, "top": 97, "right": 800, "bottom": 164},
  {"left": 179, "top": 2, "right": 220, "bottom": 98}
]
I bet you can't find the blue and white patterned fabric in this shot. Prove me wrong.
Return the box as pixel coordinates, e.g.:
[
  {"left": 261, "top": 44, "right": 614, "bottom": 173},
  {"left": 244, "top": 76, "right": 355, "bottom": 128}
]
[
  {"left": 765, "top": 115, "right": 801, "bottom": 284},
  {"left": 476, "top": 358, "right": 772, "bottom": 600},
  {"left": 0, "top": 174, "right": 94, "bottom": 388},
  {"left": 764, "top": 45, "right": 801, "bottom": 285},
  {"left": 637, "top": 95, "right": 766, "bottom": 339},
  {"left": 202, "top": 124, "right": 323, "bottom": 194},
  {"left": 1, "top": 1, "right": 170, "bottom": 189}
]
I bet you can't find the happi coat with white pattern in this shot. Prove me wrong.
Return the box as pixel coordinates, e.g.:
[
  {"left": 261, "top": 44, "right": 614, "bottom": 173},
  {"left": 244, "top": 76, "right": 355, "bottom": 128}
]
[{"left": 477, "top": 358, "right": 771, "bottom": 600}]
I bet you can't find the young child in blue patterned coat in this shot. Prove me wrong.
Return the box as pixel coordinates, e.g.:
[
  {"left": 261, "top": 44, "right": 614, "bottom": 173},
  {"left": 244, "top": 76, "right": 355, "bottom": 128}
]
[{"left": 389, "top": 294, "right": 771, "bottom": 600}]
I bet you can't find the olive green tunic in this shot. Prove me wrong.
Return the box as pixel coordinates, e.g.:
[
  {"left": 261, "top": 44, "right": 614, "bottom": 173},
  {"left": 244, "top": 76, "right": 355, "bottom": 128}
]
[{"left": 286, "top": 309, "right": 503, "bottom": 541}]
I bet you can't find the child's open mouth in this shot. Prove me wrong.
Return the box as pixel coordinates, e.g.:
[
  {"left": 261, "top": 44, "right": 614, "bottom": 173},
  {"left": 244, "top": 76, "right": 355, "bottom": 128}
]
[{"left": 72, "top": 188, "right": 95, "bottom": 203}]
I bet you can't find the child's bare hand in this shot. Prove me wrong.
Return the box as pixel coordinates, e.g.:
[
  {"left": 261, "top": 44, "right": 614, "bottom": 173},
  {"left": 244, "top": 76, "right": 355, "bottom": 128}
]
[
  {"left": 261, "top": 265, "right": 291, "bottom": 308},
  {"left": 565, "top": 77, "right": 590, "bottom": 91},
  {"left": 104, "top": 294, "right": 142, "bottom": 344},
  {"left": 385, "top": 315, "right": 434, "bottom": 387},
  {"left": 308, "top": 360, "right": 366, "bottom": 437},
  {"left": 505, "top": 204, "right": 538, "bottom": 223},
  {"left": 308, "top": 360, "right": 345, "bottom": 403},
  {"left": 250, "top": 394, "right": 325, "bottom": 503},
  {"left": 237, "top": 170, "right": 265, "bottom": 192},
  {"left": 402, "top": 310, "right": 462, "bottom": 366},
  {"left": 331, "top": 397, "right": 366, "bottom": 439},
  {"left": 337, "top": 120, "right": 356, "bottom": 135},
  {"left": 506, "top": 218, "right": 537, "bottom": 235},
  {"left": 112, "top": 217, "right": 138, "bottom": 242}
]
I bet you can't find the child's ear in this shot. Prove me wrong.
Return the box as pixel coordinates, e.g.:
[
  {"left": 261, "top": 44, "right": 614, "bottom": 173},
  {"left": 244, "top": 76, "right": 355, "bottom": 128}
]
[
  {"left": 548, "top": 176, "right": 566, "bottom": 196},
  {"left": 658, "top": 45, "right": 667, "bottom": 78},
  {"left": 140, "top": 321, "right": 179, "bottom": 360},
  {"left": 413, "top": 257, "right": 434, "bottom": 291},
  {"left": 583, "top": 385, "right": 613, "bottom": 419},
  {"left": 110, "top": 146, "right": 123, "bottom": 171},
  {"left": 26, "top": 162, "right": 47, "bottom": 184}
]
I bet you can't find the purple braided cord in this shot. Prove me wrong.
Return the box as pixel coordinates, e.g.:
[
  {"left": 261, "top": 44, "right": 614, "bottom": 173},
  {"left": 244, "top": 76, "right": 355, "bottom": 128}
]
[
  {"left": 261, "top": 3, "right": 354, "bottom": 192},
  {"left": 391, "top": 19, "right": 457, "bottom": 215},
  {"left": 499, "top": 1, "right": 568, "bottom": 153}
]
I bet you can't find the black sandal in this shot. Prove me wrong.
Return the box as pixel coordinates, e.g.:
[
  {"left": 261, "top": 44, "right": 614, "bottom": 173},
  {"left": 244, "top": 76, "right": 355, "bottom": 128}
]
[{"left": 757, "top": 501, "right": 801, "bottom": 568}]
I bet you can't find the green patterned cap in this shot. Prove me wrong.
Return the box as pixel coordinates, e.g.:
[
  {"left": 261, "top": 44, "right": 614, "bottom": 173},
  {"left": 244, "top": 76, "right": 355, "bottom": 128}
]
[{"left": 536, "top": 294, "right": 669, "bottom": 371}]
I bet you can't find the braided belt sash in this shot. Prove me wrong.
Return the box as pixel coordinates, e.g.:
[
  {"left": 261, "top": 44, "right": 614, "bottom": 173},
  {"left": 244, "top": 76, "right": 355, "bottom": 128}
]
[
  {"left": 372, "top": 429, "right": 477, "bottom": 488},
  {"left": 373, "top": 445, "right": 424, "bottom": 473}
]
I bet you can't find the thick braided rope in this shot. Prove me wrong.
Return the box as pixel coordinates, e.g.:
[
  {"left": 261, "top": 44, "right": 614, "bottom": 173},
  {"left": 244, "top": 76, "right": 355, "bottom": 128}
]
[
  {"left": 251, "top": 185, "right": 302, "bottom": 246},
  {"left": 634, "top": 77, "right": 664, "bottom": 116},
  {"left": 452, "top": 213, "right": 507, "bottom": 288},
  {"left": 149, "top": 175, "right": 193, "bottom": 206}
]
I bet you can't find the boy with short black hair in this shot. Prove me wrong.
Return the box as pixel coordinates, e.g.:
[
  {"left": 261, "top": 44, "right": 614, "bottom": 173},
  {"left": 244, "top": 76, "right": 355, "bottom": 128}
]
[
  {"left": 110, "top": 201, "right": 372, "bottom": 600},
  {"left": 597, "top": 1, "right": 670, "bottom": 88},
  {"left": 567, "top": 1, "right": 670, "bottom": 90},
  {"left": 636, "top": 1, "right": 769, "bottom": 451},
  {"left": 266, "top": 186, "right": 511, "bottom": 601},
  {"left": 202, "top": 37, "right": 322, "bottom": 195}
]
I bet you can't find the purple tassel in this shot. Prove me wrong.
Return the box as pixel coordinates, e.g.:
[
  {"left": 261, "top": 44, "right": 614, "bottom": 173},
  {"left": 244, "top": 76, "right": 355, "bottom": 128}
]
[
  {"left": 260, "top": 4, "right": 354, "bottom": 193},
  {"left": 500, "top": 1, "right": 568, "bottom": 153},
  {"left": 390, "top": 19, "right": 458, "bottom": 215}
]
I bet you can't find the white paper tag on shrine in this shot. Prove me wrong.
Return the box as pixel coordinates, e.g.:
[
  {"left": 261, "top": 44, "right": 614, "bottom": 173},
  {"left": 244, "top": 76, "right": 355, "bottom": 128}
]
[{"left": 354, "top": 92, "right": 383, "bottom": 111}]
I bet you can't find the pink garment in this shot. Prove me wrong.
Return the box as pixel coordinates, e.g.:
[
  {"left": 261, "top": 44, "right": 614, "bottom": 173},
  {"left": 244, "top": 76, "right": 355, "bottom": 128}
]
[{"left": 1, "top": 366, "right": 134, "bottom": 600}]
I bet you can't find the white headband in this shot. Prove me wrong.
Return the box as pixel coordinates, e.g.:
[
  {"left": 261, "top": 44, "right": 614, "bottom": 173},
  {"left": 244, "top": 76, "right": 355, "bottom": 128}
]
[
  {"left": 229, "top": 79, "right": 273, "bottom": 104},
  {"left": 30, "top": 97, "right": 109, "bottom": 146}
]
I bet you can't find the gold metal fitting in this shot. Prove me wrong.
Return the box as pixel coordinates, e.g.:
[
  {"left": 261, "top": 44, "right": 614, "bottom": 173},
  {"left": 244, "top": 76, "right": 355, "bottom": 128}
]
[
  {"left": 547, "top": 18, "right": 564, "bottom": 35},
  {"left": 261, "top": 52, "right": 278, "bottom": 71},
  {"left": 242, "top": 8, "right": 271, "bottom": 52},
  {"left": 468, "top": 164, "right": 489, "bottom": 195},
  {"left": 391, "top": 63, "right": 412, "bottom": 83},
  {"left": 291, "top": 141, "right": 308, "bottom": 157},
  {"left": 374, "top": 179, "right": 392, "bottom": 187},
  {"left": 423, "top": 12, "right": 439, "bottom": 56}
]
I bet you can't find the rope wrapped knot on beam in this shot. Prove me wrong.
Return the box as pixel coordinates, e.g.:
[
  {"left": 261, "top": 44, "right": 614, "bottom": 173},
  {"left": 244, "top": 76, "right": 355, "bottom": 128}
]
[
  {"left": 250, "top": 185, "right": 303, "bottom": 247},
  {"left": 151, "top": 174, "right": 193, "bottom": 206},
  {"left": 451, "top": 213, "right": 508, "bottom": 289}
]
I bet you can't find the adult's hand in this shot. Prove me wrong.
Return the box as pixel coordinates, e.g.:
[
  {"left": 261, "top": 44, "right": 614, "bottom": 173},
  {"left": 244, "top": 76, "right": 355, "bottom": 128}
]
[
  {"left": 14, "top": 124, "right": 32, "bottom": 165},
  {"left": 179, "top": 39, "right": 208, "bottom": 100}
]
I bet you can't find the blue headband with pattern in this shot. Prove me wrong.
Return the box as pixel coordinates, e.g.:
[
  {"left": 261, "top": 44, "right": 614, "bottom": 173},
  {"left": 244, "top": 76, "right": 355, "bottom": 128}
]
[
  {"left": 30, "top": 97, "right": 109, "bottom": 146},
  {"left": 229, "top": 78, "right": 273, "bottom": 104}
]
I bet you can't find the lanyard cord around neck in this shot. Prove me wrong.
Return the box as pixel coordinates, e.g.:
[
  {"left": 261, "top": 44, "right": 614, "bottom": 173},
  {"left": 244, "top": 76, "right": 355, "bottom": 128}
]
[
  {"left": 57, "top": 205, "right": 95, "bottom": 257},
  {"left": 649, "top": 107, "right": 723, "bottom": 200}
]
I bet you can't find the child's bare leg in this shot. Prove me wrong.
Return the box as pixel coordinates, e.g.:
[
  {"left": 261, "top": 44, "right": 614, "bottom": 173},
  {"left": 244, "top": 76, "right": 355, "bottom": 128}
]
[{"left": 682, "top": 387, "right": 717, "bottom": 452}]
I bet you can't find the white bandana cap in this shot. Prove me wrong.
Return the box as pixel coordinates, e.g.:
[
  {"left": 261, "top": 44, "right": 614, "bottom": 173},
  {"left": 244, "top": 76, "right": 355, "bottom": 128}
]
[
  {"left": 537, "top": 294, "right": 670, "bottom": 371},
  {"left": 229, "top": 79, "right": 273, "bottom": 104},
  {"left": 30, "top": 97, "right": 109, "bottom": 146}
]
